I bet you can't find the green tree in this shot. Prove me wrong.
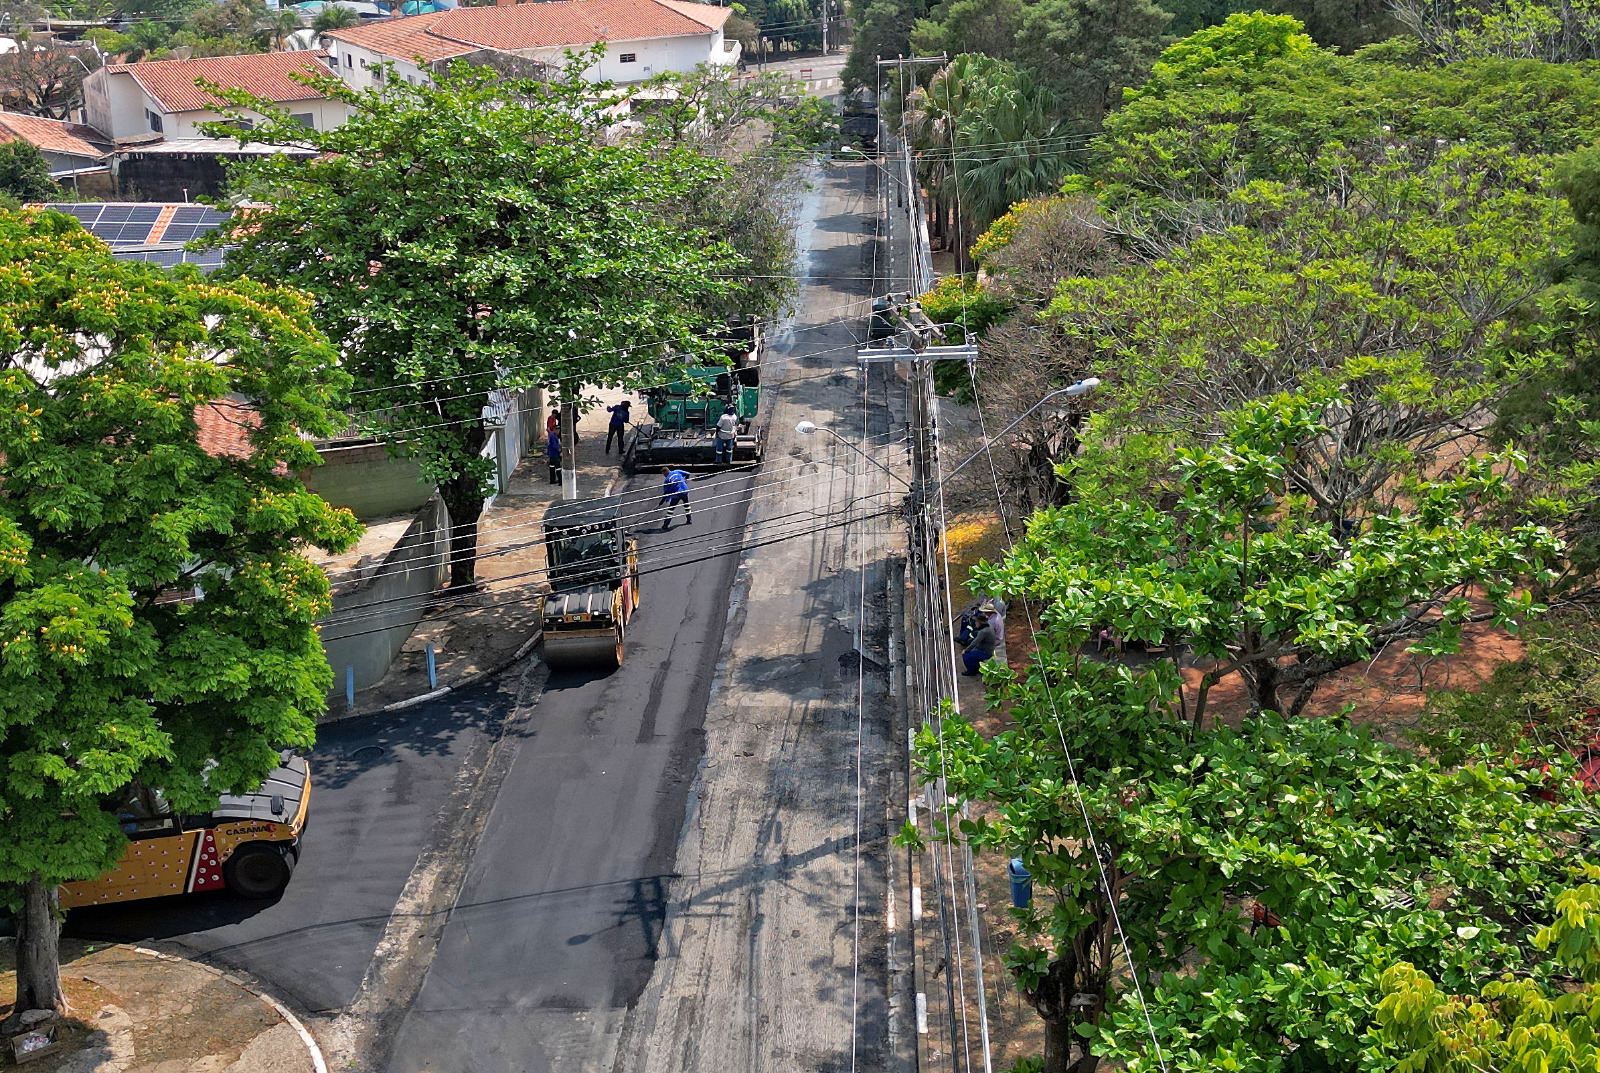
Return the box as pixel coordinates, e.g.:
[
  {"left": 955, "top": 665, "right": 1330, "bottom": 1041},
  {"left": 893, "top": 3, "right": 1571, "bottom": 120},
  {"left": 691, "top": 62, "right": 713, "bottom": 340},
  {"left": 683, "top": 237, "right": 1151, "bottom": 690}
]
[
  {"left": 0, "top": 142, "right": 55, "bottom": 202},
  {"left": 1392, "top": 0, "right": 1600, "bottom": 62},
  {"left": 254, "top": 6, "right": 304, "bottom": 50},
  {"left": 212, "top": 60, "right": 741, "bottom": 587},
  {"left": 910, "top": 0, "right": 1024, "bottom": 59},
  {"left": 1377, "top": 871, "right": 1600, "bottom": 1072},
  {"left": 916, "top": 398, "right": 1575, "bottom": 1072},
  {"left": 1052, "top": 151, "right": 1569, "bottom": 558},
  {"left": 1011, "top": 0, "right": 1170, "bottom": 125},
  {"left": 1092, "top": 17, "right": 1600, "bottom": 216},
  {"left": 0, "top": 209, "right": 360, "bottom": 1014},
  {"left": 842, "top": 0, "right": 924, "bottom": 91},
  {"left": 904, "top": 54, "right": 1075, "bottom": 261},
  {"left": 312, "top": 3, "right": 359, "bottom": 34}
]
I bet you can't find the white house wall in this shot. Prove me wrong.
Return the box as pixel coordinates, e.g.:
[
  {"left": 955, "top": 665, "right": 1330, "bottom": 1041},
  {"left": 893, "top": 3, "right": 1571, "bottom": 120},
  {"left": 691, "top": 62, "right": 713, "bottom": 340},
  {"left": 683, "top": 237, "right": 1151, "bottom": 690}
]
[
  {"left": 329, "top": 27, "right": 731, "bottom": 92},
  {"left": 166, "top": 97, "right": 353, "bottom": 138}
]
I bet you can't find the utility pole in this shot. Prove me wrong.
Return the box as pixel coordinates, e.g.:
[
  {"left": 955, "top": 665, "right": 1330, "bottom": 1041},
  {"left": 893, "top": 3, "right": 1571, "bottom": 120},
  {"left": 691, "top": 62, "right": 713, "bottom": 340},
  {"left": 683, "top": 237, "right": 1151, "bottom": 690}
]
[
  {"left": 559, "top": 393, "right": 579, "bottom": 501},
  {"left": 819, "top": 0, "right": 827, "bottom": 54}
]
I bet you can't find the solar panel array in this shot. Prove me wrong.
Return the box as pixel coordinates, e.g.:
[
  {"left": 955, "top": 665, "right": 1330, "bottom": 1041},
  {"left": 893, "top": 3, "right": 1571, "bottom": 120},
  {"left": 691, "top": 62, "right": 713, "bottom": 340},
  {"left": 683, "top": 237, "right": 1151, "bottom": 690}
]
[
  {"left": 117, "top": 247, "right": 229, "bottom": 271},
  {"left": 160, "top": 205, "right": 230, "bottom": 245},
  {"left": 37, "top": 203, "right": 230, "bottom": 248}
]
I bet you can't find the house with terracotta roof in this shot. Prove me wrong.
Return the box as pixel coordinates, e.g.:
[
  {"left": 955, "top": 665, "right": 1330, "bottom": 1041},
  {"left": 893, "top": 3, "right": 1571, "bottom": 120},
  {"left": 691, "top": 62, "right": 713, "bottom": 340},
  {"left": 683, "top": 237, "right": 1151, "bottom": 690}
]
[
  {"left": 0, "top": 110, "right": 110, "bottom": 175},
  {"left": 324, "top": 0, "right": 738, "bottom": 90},
  {"left": 81, "top": 52, "right": 352, "bottom": 143}
]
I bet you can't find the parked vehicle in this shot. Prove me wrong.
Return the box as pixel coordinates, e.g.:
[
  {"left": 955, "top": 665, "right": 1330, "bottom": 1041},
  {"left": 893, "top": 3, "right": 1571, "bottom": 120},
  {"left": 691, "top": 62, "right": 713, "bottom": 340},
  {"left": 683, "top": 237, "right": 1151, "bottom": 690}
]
[{"left": 60, "top": 753, "right": 311, "bottom": 907}]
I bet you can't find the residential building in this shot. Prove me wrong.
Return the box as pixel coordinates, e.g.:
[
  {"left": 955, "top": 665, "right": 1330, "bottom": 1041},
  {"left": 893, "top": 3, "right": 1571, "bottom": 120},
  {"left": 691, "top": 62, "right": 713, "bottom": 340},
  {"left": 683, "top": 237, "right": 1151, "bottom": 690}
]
[
  {"left": 0, "top": 111, "right": 112, "bottom": 196},
  {"left": 82, "top": 52, "right": 351, "bottom": 143},
  {"left": 323, "top": 0, "right": 738, "bottom": 89},
  {"left": 0, "top": 110, "right": 109, "bottom": 174}
]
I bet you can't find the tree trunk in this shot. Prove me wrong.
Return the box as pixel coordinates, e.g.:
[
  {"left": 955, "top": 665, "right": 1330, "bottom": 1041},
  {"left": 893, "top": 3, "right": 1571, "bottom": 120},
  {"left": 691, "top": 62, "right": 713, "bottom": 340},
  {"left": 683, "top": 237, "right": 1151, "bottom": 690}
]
[
  {"left": 1243, "top": 657, "right": 1281, "bottom": 717},
  {"left": 438, "top": 475, "right": 485, "bottom": 590},
  {"left": 12, "top": 878, "right": 64, "bottom": 1021}
]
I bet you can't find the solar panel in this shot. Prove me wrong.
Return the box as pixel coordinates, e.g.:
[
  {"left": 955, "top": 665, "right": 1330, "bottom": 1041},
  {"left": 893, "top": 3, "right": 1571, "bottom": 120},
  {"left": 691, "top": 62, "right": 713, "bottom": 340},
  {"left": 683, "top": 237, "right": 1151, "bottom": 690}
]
[{"left": 169, "top": 206, "right": 211, "bottom": 224}]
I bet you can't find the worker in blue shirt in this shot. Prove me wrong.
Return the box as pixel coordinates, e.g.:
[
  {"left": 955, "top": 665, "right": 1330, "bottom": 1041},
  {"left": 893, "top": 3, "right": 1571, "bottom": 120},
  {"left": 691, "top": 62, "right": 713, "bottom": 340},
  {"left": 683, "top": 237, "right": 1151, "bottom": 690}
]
[
  {"left": 660, "top": 468, "right": 692, "bottom": 529},
  {"left": 606, "top": 400, "right": 631, "bottom": 455},
  {"left": 546, "top": 429, "right": 561, "bottom": 485}
]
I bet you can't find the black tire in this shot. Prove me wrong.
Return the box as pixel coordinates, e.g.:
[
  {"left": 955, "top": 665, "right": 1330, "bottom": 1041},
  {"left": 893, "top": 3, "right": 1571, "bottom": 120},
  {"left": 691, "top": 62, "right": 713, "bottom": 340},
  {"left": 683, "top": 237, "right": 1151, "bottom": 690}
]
[{"left": 224, "top": 843, "right": 294, "bottom": 899}]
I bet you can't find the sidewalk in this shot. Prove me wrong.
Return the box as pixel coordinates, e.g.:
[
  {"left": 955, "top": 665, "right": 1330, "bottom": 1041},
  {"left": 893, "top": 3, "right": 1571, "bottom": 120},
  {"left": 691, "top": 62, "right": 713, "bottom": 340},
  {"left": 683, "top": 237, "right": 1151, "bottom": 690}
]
[
  {"left": 343, "top": 388, "right": 636, "bottom": 713},
  {"left": 0, "top": 938, "right": 321, "bottom": 1073}
]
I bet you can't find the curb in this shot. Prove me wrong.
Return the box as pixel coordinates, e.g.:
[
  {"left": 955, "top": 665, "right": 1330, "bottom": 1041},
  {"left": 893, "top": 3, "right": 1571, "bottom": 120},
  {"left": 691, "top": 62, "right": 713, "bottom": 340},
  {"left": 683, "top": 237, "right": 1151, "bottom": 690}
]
[
  {"left": 128, "top": 944, "right": 327, "bottom": 1073},
  {"left": 327, "top": 467, "right": 627, "bottom": 723}
]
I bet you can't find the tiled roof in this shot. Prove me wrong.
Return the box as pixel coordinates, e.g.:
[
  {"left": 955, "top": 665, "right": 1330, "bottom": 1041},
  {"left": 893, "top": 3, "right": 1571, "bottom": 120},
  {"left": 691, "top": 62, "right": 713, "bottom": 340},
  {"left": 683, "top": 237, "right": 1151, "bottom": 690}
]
[
  {"left": 0, "top": 111, "right": 108, "bottom": 159},
  {"left": 194, "top": 399, "right": 260, "bottom": 461},
  {"left": 327, "top": 0, "right": 723, "bottom": 61},
  {"left": 104, "top": 52, "right": 334, "bottom": 114}
]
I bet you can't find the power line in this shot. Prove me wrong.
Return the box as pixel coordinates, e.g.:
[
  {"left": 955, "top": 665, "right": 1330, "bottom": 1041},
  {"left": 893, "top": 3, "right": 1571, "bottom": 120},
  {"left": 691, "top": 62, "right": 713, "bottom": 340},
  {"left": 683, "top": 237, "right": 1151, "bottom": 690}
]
[{"left": 316, "top": 502, "right": 896, "bottom": 645}]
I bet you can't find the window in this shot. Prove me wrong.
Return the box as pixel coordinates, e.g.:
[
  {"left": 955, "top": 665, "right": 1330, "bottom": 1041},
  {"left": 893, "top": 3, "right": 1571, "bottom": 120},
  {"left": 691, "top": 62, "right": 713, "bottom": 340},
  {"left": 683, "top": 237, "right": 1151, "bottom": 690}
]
[
  {"left": 345, "top": 52, "right": 353, "bottom": 67},
  {"left": 371, "top": 65, "right": 384, "bottom": 81},
  {"left": 146, "top": 108, "right": 163, "bottom": 132},
  {"left": 291, "top": 112, "right": 314, "bottom": 128},
  {"left": 618, "top": 52, "right": 637, "bottom": 62}
]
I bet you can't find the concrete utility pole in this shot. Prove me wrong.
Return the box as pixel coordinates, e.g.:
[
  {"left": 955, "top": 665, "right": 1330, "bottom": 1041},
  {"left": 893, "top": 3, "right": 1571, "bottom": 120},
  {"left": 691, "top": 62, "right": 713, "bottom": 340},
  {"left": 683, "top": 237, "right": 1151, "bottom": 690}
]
[
  {"left": 560, "top": 395, "right": 579, "bottom": 501},
  {"left": 819, "top": 0, "right": 827, "bottom": 53}
]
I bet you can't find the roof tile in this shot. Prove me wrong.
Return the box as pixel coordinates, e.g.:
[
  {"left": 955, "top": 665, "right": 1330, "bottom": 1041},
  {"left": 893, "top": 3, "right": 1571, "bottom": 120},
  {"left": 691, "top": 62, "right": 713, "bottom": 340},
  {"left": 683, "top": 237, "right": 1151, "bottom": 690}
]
[
  {"left": 104, "top": 52, "right": 335, "bottom": 115},
  {"left": 327, "top": 0, "right": 721, "bottom": 60},
  {"left": 0, "top": 111, "right": 109, "bottom": 159}
]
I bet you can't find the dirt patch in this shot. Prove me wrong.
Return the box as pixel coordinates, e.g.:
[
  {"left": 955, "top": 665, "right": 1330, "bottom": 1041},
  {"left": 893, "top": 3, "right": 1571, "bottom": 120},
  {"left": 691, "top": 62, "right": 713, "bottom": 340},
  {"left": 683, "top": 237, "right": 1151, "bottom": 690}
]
[{"left": 0, "top": 939, "right": 311, "bottom": 1073}]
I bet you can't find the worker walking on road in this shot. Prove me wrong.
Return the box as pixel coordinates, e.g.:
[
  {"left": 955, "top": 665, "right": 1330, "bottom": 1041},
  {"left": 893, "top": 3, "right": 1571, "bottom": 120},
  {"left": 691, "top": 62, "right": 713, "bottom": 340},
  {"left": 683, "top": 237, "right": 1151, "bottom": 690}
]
[
  {"left": 606, "top": 400, "right": 632, "bottom": 455},
  {"left": 714, "top": 403, "right": 739, "bottom": 465},
  {"left": 660, "top": 468, "right": 692, "bottom": 529}
]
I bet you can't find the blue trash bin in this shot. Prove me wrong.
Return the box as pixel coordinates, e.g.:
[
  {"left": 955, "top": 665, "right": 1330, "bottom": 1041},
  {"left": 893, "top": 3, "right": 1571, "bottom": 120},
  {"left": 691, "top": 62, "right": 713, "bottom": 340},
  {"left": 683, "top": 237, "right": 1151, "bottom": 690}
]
[{"left": 1007, "top": 858, "right": 1032, "bottom": 908}]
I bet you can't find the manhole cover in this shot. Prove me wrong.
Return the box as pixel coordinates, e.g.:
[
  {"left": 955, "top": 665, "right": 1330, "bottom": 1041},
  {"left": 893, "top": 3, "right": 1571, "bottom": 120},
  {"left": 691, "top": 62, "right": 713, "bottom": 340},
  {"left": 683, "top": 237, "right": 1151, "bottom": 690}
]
[{"left": 350, "top": 745, "right": 386, "bottom": 764}]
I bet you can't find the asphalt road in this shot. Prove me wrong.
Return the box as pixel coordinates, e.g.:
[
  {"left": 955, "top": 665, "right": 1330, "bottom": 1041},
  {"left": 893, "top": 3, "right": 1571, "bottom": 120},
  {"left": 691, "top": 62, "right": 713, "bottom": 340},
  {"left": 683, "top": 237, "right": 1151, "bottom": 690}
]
[
  {"left": 387, "top": 469, "right": 755, "bottom": 1073},
  {"left": 66, "top": 467, "right": 755, "bottom": 1072},
  {"left": 65, "top": 159, "right": 890, "bottom": 1073}
]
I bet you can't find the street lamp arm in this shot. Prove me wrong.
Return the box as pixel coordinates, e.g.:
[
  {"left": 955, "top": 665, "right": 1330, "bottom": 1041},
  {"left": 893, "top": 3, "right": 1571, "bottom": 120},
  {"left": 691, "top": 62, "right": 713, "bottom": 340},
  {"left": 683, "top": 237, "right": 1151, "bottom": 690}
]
[
  {"left": 943, "top": 378, "right": 1100, "bottom": 483},
  {"left": 796, "top": 420, "right": 910, "bottom": 488}
]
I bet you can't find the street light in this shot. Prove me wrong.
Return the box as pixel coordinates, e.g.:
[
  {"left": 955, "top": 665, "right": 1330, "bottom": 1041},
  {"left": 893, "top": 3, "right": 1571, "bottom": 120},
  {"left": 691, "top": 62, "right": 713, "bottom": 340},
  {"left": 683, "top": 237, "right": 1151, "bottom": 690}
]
[
  {"left": 943, "top": 377, "right": 1100, "bottom": 482},
  {"left": 796, "top": 420, "right": 908, "bottom": 487}
]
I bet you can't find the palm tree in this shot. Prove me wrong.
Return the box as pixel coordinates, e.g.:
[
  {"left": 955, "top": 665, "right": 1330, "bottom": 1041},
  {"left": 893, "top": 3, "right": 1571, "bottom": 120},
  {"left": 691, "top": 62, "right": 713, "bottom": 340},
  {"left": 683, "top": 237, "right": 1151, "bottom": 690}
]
[
  {"left": 125, "top": 19, "right": 170, "bottom": 62},
  {"left": 255, "top": 7, "right": 306, "bottom": 51},
  {"left": 312, "top": 4, "right": 359, "bottom": 37},
  {"left": 904, "top": 54, "right": 1074, "bottom": 267}
]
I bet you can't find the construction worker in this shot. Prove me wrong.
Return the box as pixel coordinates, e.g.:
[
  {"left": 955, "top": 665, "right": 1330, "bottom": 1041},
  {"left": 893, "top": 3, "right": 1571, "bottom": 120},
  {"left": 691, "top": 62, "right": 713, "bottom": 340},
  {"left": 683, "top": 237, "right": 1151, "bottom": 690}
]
[
  {"left": 660, "top": 468, "right": 692, "bottom": 529},
  {"left": 547, "top": 428, "right": 562, "bottom": 485},
  {"left": 714, "top": 403, "right": 739, "bottom": 465},
  {"left": 961, "top": 616, "right": 997, "bottom": 676},
  {"left": 606, "top": 400, "right": 632, "bottom": 455}
]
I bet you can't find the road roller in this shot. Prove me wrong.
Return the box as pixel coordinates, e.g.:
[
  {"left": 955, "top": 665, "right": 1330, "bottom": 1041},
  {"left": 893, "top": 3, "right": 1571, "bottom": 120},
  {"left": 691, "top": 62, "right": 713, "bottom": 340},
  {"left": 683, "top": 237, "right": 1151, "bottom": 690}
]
[{"left": 538, "top": 495, "right": 640, "bottom": 670}]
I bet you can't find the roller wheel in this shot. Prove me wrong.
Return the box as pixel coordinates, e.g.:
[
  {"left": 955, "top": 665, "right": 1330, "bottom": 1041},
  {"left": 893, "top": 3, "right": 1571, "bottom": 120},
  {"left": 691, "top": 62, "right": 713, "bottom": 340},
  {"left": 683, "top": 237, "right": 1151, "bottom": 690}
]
[
  {"left": 631, "top": 570, "right": 641, "bottom": 610},
  {"left": 225, "top": 844, "right": 294, "bottom": 899},
  {"left": 612, "top": 622, "right": 625, "bottom": 668}
]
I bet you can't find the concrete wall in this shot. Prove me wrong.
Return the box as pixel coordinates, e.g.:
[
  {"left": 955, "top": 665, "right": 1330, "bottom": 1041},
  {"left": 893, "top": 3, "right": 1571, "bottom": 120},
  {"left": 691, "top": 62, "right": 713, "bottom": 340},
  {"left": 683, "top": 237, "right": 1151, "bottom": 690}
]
[
  {"left": 301, "top": 440, "right": 435, "bottom": 522},
  {"left": 320, "top": 494, "right": 450, "bottom": 699}
]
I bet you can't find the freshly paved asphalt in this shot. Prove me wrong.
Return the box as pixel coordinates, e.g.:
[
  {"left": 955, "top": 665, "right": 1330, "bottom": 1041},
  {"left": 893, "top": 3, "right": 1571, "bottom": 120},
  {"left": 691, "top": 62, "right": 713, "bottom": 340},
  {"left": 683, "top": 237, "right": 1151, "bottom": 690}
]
[
  {"left": 67, "top": 154, "right": 879, "bottom": 1073},
  {"left": 66, "top": 468, "right": 756, "bottom": 1072},
  {"left": 66, "top": 684, "right": 508, "bottom": 1015}
]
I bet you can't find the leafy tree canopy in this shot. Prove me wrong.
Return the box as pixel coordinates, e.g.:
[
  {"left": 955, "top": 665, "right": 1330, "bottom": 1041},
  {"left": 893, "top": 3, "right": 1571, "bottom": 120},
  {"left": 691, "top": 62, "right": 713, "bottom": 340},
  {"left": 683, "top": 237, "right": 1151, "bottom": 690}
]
[
  {"left": 915, "top": 397, "right": 1579, "bottom": 1072},
  {"left": 0, "top": 208, "right": 359, "bottom": 1009},
  {"left": 1091, "top": 15, "right": 1600, "bottom": 213},
  {"left": 0, "top": 142, "right": 54, "bottom": 202},
  {"left": 212, "top": 59, "right": 744, "bottom": 587}
]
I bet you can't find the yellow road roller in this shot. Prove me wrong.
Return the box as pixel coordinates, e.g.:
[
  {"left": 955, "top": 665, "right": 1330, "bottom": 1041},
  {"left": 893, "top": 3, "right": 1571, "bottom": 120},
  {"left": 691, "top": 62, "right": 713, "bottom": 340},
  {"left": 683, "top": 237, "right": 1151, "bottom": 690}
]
[{"left": 538, "top": 495, "right": 640, "bottom": 670}]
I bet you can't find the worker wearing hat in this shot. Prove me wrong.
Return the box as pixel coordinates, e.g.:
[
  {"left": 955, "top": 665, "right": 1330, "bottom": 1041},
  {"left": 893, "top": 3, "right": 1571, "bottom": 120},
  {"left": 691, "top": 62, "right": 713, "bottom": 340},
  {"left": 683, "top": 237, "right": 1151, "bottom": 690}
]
[{"left": 714, "top": 403, "right": 739, "bottom": 465}]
